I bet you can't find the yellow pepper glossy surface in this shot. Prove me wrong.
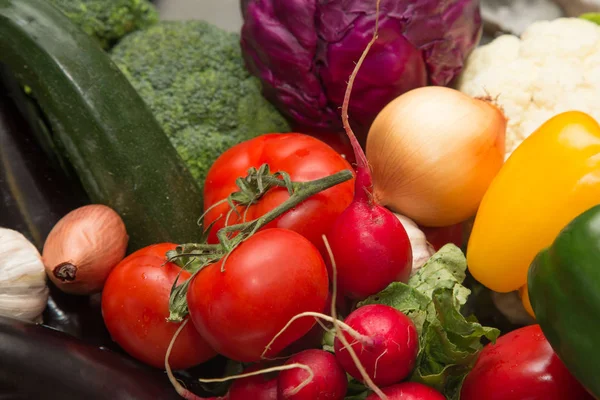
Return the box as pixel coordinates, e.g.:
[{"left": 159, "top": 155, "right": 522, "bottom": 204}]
[{"left": 467, "top": 111, "right": 600, "bottom": 294}]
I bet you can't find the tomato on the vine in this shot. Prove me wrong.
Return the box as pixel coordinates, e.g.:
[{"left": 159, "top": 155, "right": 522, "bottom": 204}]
[
  {"left": 187, "top": 228, "right": 329, "bottom": 362},
  {"left": 101, "top": 243, "right": 216, "bottom": 369},
  {"left": 203, "top": 133, "right": 355, "bottom": 254}
]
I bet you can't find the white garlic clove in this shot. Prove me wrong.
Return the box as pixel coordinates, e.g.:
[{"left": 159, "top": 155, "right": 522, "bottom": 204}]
[
  {"left": 0, "top": 228, "right": 49, "bottom": 323},
  {"left": 393, "top": 213, "right": 435, "bottom": 276}
]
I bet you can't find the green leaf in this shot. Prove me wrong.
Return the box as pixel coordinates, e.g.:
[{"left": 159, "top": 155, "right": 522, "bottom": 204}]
[
  {"left": 581, "top": 12, "right": 600, "bottom": 25},
  {"left": 359, "top": 281, "right": 430, "bottom": 313},
  {"left": 432, "top": 289, "right": 499, "bottom": 349},
  {"left": 408, "top": 244, "right": 469, "bottom": 305}
]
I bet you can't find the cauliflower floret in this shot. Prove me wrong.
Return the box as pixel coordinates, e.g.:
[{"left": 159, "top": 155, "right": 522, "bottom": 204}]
[{"left": 457, "top": 18, "right": 600, "bottom": 158}]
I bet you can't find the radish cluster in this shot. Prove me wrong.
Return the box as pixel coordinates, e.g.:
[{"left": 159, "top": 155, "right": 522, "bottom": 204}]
[
  {"left": 166, "top": 2, "right": 450, "bottom": 400},
  {"left": 205, "top": 303, "right": 441, "bottom": 400}
]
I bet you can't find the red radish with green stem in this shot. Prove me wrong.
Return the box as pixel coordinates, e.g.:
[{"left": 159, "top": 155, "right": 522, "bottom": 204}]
[
  {"left": 325, "top": 0, "right": 412, "bottom": 300},
  {"left": 277, "top": 349, "right": 347, "bottom": 400},
  {"left": 365, "top": 382, "right": 446, "bottom": 400}
]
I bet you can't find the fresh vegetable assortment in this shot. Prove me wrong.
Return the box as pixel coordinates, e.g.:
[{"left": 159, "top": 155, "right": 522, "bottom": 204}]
[
  {"left": 467, "top": 111, "right": 600, "bottom": 315},
  {"left": 110, "top": 20, "right": 291, "bottom": 189},
  {"left": 458, "top": 17, "right": 600, "bottom": 158},
  {"left": 0, "top": 0, "right": 205, "bottom": 251},
  {"left": 2, "top": 0, "right": 600, "bottom": 399}
]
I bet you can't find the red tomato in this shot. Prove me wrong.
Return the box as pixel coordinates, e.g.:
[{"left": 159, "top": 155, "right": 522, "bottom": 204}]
[
  {"left": 187, "top": 228, "right": 329, "bottom": 363},
  {"left": 203, "top": 133, "right": 354, "bottom": 254},
  {"left": 101, "top": 243, "right": 216, "bottom": 369},
  {"left": 461, "top": 324, "right": 593, "bottom": 400}
]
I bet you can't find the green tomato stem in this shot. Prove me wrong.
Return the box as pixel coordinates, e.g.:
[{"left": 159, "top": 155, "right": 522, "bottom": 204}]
[{"left": 216, "top": 169, "right": 353, "bottom": 251}]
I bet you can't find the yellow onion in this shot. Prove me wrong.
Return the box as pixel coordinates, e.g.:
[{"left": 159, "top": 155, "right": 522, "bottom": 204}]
[
  {"left": 42, "top": 204, "right": 128, "bottom": 295},
  {"left": 366, "top": 86, "right": 507, "bottom": 227}
]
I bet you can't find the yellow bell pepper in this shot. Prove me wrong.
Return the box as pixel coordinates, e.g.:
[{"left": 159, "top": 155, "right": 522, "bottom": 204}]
[{"left": 467, "top": 111, "right": 600, "bottom": 312}]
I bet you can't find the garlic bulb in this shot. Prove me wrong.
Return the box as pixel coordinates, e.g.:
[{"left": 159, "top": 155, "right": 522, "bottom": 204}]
[
  {"left": 394, "top": 213, "right": 435, "bottom": 275},
  {"left": 0, "top": 228, "right": 49, "bottom": 323}
]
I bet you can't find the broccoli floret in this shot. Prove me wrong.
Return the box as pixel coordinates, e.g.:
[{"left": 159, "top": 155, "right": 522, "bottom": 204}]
[
  {"left": 110, "top": 21, "right": 291, "bottom": 188},
  {"left": 48, "top": 0, "right": 158, "bottom": 49}
]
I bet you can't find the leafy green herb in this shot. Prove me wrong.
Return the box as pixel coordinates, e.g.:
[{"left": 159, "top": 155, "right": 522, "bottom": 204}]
[{"left": 359, "top": 244, "right": 500, "bottom": 399}]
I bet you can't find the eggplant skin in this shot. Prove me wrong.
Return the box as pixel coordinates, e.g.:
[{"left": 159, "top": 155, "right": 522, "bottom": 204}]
[{"left": 0, "top": 316, "right": 180, "bottom": 400}]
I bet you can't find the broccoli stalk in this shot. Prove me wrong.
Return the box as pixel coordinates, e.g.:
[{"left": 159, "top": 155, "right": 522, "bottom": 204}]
[
  {"left": 110, "top": 21, "right": 291, "bottom": 189},
  {"left": 47, "top": 0, "right": 159, "bottom": 49}
]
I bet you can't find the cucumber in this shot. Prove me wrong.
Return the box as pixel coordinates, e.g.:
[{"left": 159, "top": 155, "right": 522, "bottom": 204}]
[{"left": 0, "top": 0, "right": 204, "bottom": 250}]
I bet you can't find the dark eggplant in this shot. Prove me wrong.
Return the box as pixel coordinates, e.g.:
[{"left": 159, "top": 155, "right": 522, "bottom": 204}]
[{"left": 0, "top": 316, "right": 181, "bottom": 400}]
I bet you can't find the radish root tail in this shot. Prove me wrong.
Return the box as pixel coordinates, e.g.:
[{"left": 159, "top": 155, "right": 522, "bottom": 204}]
[
  {"left": 165, "top": 319, "right": 205, "bottom": 400},
  {"left": 260, "top": 311, "right": 371, "bottom": 360},
  {"left": 197, "top": 363, "right": 314, "bottom": 396},
  {"left": 323, "top": 235, "right": 388, "bottom": 400},
  {"left": 341, "top": 0, "right": 382, "bottom": 169}
]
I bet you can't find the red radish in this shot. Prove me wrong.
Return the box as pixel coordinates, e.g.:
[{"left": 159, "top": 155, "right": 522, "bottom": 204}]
[
  {"left": 228, "top": 365, "right": 278, "bottom": 400},
  {"left": 333, "top": 304, "right": 418, "bottom": 387},
  {"left": 325, "top": 0, "right": 412, "bottom": 300},
  {"left": 365, "top": 382, "right": 445, "bottom": 400},
  {"left": 277, "top": 349, "right": 347, "bottom": 400}
]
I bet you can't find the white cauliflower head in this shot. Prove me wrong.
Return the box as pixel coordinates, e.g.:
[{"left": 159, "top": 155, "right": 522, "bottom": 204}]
[{"left": 457, "top": 18, "right": 600, "bottom": 158}]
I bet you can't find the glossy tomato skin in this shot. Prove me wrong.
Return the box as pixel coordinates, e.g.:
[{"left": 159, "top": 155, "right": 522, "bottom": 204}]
[
  {"left": 101, "top": 243, "right": 217, "bottom": 370},
  {"left": 187, "top": 228, "right": 329, "bottom": 362},
  {"left": 203, "top": 133, "right": 354, "bottom": 254},
  {"left": 461, "top": 324, "right": 594, "bottom": 400}
]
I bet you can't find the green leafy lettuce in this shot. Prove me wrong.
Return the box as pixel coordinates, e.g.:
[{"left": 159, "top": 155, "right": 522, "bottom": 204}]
[{"left": 357, "top": 244, "right": 500, "bottom": 399}]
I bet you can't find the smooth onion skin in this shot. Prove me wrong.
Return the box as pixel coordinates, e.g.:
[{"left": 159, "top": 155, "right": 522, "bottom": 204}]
[{"left": 366, "top": 87, "right": 506, "bottom": 227}]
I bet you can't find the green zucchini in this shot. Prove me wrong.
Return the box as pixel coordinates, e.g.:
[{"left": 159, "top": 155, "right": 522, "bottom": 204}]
[{"left": 0, "top": 0, "right": 204, "bottom": 250}]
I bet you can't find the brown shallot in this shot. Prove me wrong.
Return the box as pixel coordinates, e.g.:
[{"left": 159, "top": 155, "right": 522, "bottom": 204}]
[{"left": 42, "top": 204, "right": 128, "bottom": 295}]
